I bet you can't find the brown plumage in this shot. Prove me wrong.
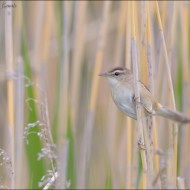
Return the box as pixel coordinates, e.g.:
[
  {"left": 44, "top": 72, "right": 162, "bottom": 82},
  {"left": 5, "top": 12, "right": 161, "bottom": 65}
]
[{"left": 99, "top": 67, "right": 190, "bottom": 124}]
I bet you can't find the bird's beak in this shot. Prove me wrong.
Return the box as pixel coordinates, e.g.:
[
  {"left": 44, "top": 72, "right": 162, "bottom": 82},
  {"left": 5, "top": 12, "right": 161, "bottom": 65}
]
[{"left": 98, "top": 72, "right": 109, "bottom": 77}]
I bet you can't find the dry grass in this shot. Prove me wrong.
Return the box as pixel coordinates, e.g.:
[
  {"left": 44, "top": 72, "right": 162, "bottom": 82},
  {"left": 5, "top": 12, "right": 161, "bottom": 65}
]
[{"left": 0, "top": 1, "right": 190, "bottom": 189}]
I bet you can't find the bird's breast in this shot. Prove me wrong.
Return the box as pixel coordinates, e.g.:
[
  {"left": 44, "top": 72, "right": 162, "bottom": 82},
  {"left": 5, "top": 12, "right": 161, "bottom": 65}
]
[{"left": 111, "top": 83, "right": 137, "bottom": 119}]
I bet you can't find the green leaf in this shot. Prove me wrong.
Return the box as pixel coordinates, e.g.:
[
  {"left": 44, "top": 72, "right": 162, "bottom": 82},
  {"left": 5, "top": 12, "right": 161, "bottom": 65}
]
[
  {"left": 21, "top": 32, "right": 45, "bottom": 189},
  {"left": 136, "top": 152, "right": 142, "bottom": 189},
  {"left": 105, "top": 168, "right": 112, "bottom": 189},
  {"left": 66, "top": 112, "right": 76, "bottom": 189}
]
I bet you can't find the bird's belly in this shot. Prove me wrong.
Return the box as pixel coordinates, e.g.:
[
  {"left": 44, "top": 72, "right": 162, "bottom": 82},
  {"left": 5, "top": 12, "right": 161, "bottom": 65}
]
[{"left": 111, "top": 88, "right": 137, "bottom": 119}]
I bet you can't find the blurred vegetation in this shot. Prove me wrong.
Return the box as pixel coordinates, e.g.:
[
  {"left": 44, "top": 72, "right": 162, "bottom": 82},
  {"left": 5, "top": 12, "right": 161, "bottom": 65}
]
[{"left": 0, "top": 1, "right": 190, "bottom": 189}]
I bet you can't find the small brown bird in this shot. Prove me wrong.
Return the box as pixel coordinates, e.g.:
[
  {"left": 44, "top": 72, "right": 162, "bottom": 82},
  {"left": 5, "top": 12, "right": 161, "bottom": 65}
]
[{"left": 99, "top": 67, "right": 190, "bottom": 124}]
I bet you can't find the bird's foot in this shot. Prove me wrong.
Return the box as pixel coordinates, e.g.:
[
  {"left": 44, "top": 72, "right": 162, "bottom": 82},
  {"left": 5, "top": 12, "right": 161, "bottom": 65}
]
[
  {"left": 138, "top": 139, "right": 146, "bottom": 150},
  {"left": 133, "top": 94, "right": 140, "bottom": 103}
]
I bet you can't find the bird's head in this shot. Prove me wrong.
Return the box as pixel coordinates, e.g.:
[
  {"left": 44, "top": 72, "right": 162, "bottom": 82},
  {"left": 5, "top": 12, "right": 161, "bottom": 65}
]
[{"left": 99, "top": 67, "right": 132, "bottom": 86}]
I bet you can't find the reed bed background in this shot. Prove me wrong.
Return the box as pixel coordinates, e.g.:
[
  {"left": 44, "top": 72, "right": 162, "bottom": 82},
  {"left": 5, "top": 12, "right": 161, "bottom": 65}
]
[{"left": 0, "top": 1, "right": 190, "bottom": 189}]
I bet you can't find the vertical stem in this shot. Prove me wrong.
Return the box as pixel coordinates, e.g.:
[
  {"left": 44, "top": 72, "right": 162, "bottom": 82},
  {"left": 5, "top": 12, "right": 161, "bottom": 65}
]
[
  {"left": 15, "top": 58, "right": 24, "bottom": 188},
  {"left": 125, "top": 2, "right": 131, "bottom": 69},
  {"left": 56, "top": 1, "right": 71, "bottom": 188},
  {"left": 180, "top": 2, "right": 190, "bottom": 179},
  {"left": 125, "top": 2, "right": 132, "bottom": 189},
  {"left": 179, "top": 2, "right": 190, "bottom": 178},
  {"left": 32, "top": 1, "right": 45, "bottom": 73},
  {"left": 71, "top": 1, "right": 87, "bottom": 130},
  {"left": 78, "top": 2, "right": 111, "bottom": 188},
  {"left": 5, "top": 1, "right": 14, "bottom": 188},
  {"left": 146, "top": 2, "right": 153, "bottom": 93},
  {"left": 155, "top": 1, "right": 178, "bottom": 187},
  {"left": 105, "top": 1, "right": 126, "bottom": 188},
  {"left": 14, "top": 1, "right": 23, "bottom": 188},
  {"left": 146, "top": 2, "right": 158, "bottom": 187},
  {"left": 131, "top": 1, "right": 147, "bottom": 189}
]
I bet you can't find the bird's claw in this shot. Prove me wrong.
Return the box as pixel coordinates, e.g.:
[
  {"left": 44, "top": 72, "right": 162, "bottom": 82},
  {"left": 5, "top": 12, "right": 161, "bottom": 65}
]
[
  {"left": 133, "top": 95, "right": 141, "bottom": 104},
  {"left": 138, "top": 139, "right": 146, "bottom": 150}
]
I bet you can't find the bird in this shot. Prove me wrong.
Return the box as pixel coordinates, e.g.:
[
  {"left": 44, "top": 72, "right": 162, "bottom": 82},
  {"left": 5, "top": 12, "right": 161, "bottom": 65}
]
[{"left": 99, "top": 67, "right": 190, "bottom": 124}]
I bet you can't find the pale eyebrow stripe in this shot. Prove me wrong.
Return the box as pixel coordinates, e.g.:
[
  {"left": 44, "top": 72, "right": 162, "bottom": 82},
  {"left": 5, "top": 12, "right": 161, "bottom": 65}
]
[
  {"left": 109, "top": 67, "right": 125, "bottom": 73},
  {"left": 112, "top": 70, "right": 125, "bottom": 74}
]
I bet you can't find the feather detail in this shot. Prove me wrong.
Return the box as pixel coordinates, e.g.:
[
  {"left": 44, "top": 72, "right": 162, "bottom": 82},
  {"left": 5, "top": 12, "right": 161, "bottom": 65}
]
[{"left": 155, "top": 105, "right": 190, "bottom": 124}]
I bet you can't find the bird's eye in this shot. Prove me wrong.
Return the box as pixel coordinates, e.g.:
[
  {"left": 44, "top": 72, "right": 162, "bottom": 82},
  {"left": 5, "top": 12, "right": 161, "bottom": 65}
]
[{"left": 114, "top": 72, "right": 119, "bottom": 76}]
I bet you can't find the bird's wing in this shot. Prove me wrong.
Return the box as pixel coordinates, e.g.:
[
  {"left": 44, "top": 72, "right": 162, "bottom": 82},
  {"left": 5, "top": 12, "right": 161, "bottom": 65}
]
[{"left": 138, "top": 82, "right": 154, "bottom": 113}]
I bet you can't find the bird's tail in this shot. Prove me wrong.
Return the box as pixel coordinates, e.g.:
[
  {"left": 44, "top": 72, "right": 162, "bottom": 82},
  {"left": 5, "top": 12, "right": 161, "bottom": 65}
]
[{"left": 155, "top": 105, "right": 190, "bottom": 124}]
